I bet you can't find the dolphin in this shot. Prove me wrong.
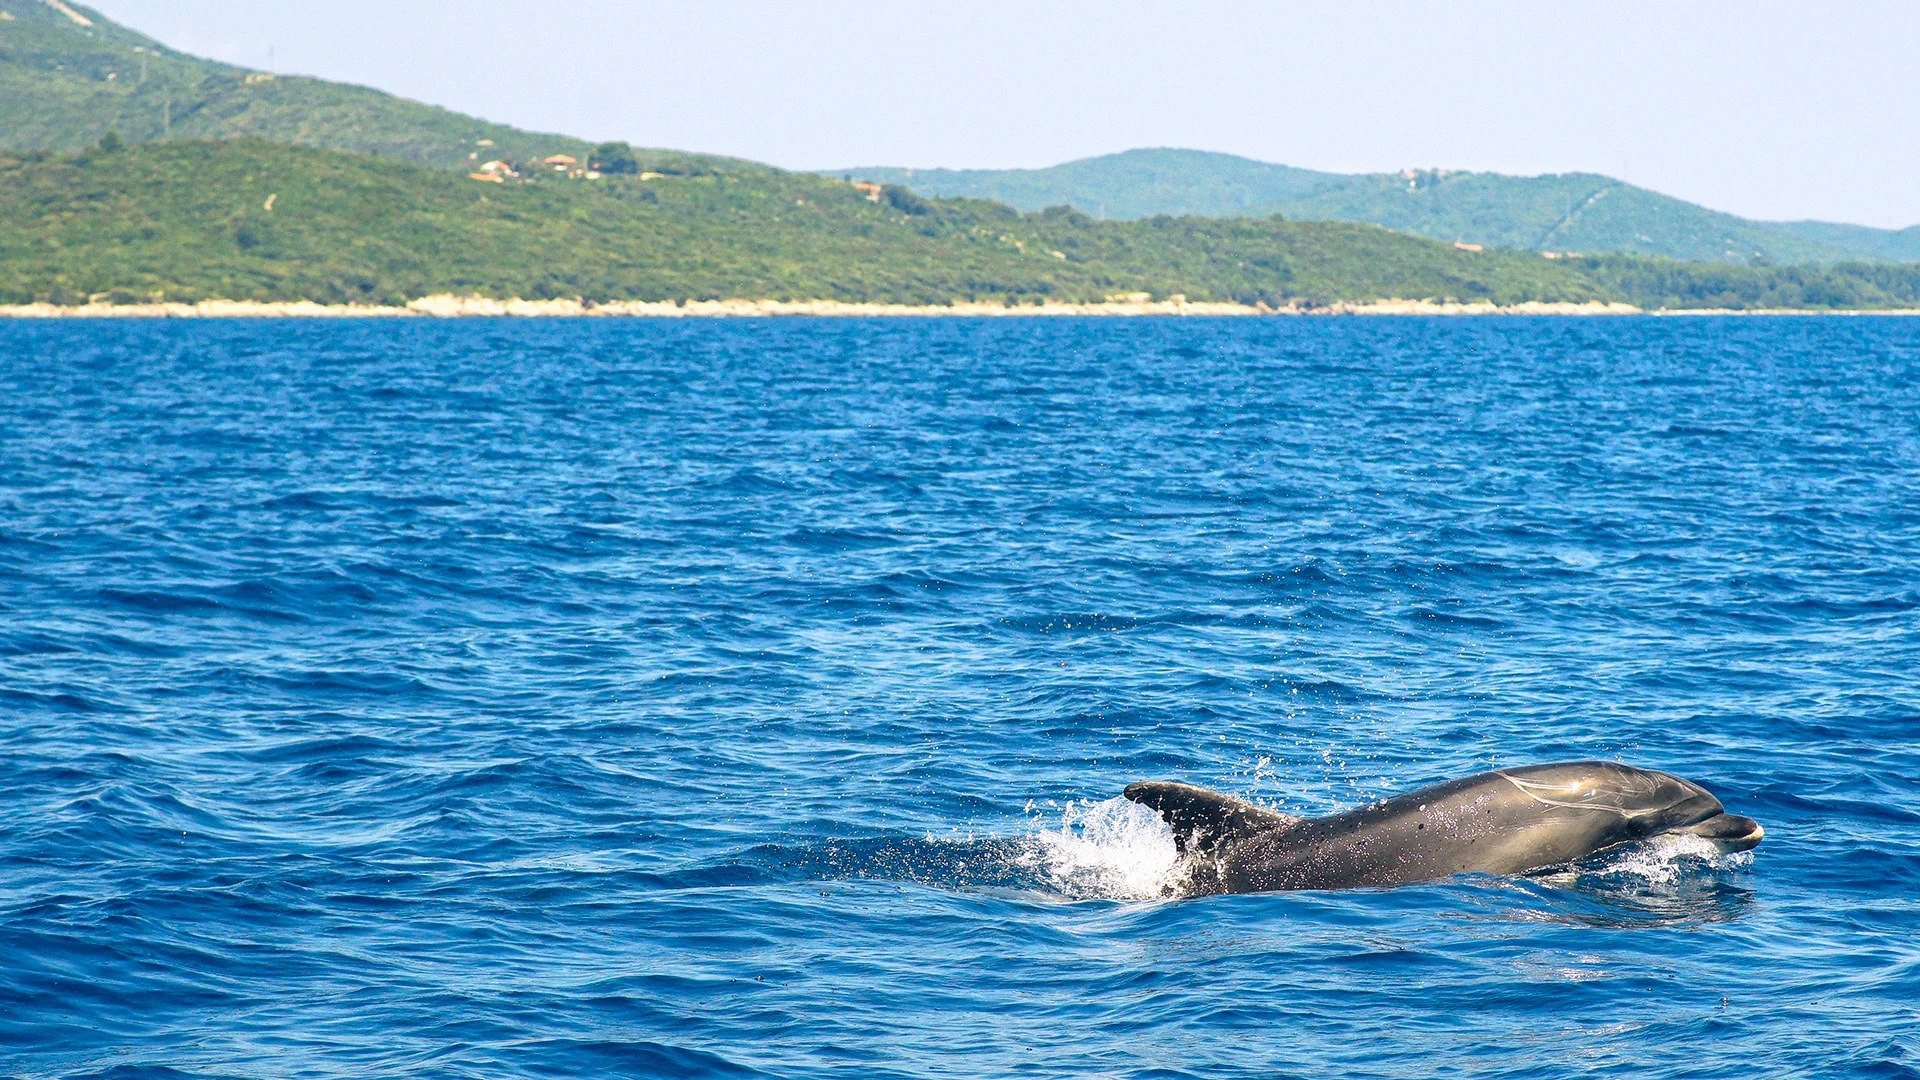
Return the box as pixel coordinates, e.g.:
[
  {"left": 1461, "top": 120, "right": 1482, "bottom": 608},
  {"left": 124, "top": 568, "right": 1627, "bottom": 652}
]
[{"left": 1124, "top": 761, "right": 1763, "bottom": 894}]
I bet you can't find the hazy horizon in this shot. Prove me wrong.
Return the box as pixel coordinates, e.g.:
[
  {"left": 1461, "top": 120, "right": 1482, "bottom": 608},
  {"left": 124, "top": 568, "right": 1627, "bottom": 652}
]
[{"left": 84, "top": 0, "right": 1920, "bottom": 230}]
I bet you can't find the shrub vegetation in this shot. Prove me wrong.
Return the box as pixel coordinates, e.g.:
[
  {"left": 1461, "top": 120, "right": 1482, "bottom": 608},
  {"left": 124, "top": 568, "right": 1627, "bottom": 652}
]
[{"left": 3, "top": 140, "right": 1917, "bottom": 310}]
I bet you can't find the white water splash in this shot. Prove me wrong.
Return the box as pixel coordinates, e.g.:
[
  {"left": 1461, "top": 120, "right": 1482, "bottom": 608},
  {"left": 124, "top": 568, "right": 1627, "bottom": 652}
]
[
  {"left": 1534, "top": 830, "right": 1755, "bottom": 888},
  {"left": 1595, "top": 831, "right": 1755, "bottom": 884},
  {"left": 1026, "top": 796, "right": 1181, "bottom": 900}
]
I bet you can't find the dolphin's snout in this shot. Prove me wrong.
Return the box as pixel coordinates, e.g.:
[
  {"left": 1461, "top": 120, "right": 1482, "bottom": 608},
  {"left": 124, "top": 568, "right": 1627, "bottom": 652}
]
[{"left": 1683, "top": 813, "right": 1764, "bottom": 853}]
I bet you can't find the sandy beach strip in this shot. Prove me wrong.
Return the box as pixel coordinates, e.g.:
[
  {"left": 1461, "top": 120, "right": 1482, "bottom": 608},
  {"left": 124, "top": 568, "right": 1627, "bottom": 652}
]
[{"left": 1, "top": 295, "right": 1911, "bottom": 318}]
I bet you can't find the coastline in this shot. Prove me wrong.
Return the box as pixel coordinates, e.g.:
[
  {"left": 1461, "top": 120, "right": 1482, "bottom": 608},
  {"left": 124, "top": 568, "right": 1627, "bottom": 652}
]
[{"left": 1, "top": 295, "right": 1914, "bottom": 318}]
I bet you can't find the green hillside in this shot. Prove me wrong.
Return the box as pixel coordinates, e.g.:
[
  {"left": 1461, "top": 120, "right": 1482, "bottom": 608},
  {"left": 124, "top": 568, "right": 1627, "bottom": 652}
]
[
  {"left": 843, "top": 149, "right": 1343, "bottom": 222},
  {"left": 1275, "top": 169, "right": 1852, "bottom": 264},
  {"left": 5, "top": 139, "right": 1919, "bottom": 311},
  {"left": 0, "top": 139, "right": 1582, "bottom": 308},
  {"left": 1770, "top": 220, "right": 1920, "bottom": 263},
  {"left": 0, "top": 0, "right": 594, "bottom": 169},
  {"left": 12, "top": 3, "right": 1911, "bottom": 272},
  {"left": 841, "top": 149, "right": 1917, "bottom": 265}
]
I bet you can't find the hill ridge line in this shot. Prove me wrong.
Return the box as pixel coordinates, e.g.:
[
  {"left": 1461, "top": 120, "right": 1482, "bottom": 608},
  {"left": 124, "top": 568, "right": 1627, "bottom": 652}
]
[{"left": 841, "top": 150, "right": 1919, "bottom": 264}]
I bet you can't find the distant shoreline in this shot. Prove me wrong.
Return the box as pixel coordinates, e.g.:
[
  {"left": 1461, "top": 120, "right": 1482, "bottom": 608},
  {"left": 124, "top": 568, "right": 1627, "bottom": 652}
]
[{"left": 2, "top": 296, "right": 1916, "bottom": 319}]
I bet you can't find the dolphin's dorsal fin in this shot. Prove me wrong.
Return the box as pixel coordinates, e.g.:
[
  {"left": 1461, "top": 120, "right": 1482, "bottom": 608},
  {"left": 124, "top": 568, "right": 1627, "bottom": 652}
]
[{"left": 1123, "top": 781, "right": 1300, "bottom": 856}]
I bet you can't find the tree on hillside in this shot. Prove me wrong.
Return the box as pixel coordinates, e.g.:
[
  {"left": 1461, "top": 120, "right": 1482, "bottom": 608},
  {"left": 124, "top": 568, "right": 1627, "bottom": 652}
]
[
  {"left": 883, "top": 185, "right": 932, "bottom": 216},
  {"left": 592, "top": 142, "right": 639, "bottom": 175}
]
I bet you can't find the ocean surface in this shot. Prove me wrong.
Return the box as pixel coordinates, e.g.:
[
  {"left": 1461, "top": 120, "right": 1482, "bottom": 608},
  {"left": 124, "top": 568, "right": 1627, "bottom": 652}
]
[{"left": 2, "top": 315, "right": 1917, "bottom": 1079}]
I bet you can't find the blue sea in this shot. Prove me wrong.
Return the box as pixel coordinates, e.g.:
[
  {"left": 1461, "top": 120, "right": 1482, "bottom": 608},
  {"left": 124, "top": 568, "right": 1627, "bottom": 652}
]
[{"left": 3, "top": 316, "right": 1917, "bottom": 1079}]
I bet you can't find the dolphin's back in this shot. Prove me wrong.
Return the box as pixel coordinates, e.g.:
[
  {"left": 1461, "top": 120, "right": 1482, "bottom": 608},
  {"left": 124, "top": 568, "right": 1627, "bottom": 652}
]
[{"left": 1124, "top": 762, "right": 1741, "bottom": 894}]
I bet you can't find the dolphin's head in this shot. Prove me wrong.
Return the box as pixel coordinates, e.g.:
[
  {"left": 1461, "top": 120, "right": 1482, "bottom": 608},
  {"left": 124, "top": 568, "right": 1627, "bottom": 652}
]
[{"left": 1497, "top": 761, "right": 1745, "bottom": 844}]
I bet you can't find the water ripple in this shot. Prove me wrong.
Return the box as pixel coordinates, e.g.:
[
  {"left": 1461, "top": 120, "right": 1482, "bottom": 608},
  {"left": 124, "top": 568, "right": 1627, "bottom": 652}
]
[{"left": 1, "top": 316, "right": 1917, "bottom": 1077}]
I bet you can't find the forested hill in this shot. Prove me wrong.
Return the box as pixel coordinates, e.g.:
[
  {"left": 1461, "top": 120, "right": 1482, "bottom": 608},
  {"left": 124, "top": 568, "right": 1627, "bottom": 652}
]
[
  {"left": 1770, "top": 220, "right": 1920, "bottom": 263},
  {"left": 842, "top": 150, "right": 1920, "bottom": 266},
  {"left": 6, "top": 139, "right": 1920, "bottom": 311},
  {"left": 838, "top": 150, "right": 1346, "bottom": 222},
  {"left": 0, "top": 0, "right": 593, "bottom": 169},
  {"left": 13, "top": 3, "right": 1914, "bottom": 272}
]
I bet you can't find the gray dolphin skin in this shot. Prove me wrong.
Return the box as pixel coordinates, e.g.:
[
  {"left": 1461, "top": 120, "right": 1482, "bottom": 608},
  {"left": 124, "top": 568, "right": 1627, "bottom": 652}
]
[{"left": 1124, "top": 761, "right": 1763, "bottom": 895}]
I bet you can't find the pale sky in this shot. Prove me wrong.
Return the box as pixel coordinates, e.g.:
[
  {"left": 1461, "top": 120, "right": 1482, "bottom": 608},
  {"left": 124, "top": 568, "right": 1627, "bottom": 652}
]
[{"left": 87, "top": 0, "right": 1920, "bottom": 228}]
